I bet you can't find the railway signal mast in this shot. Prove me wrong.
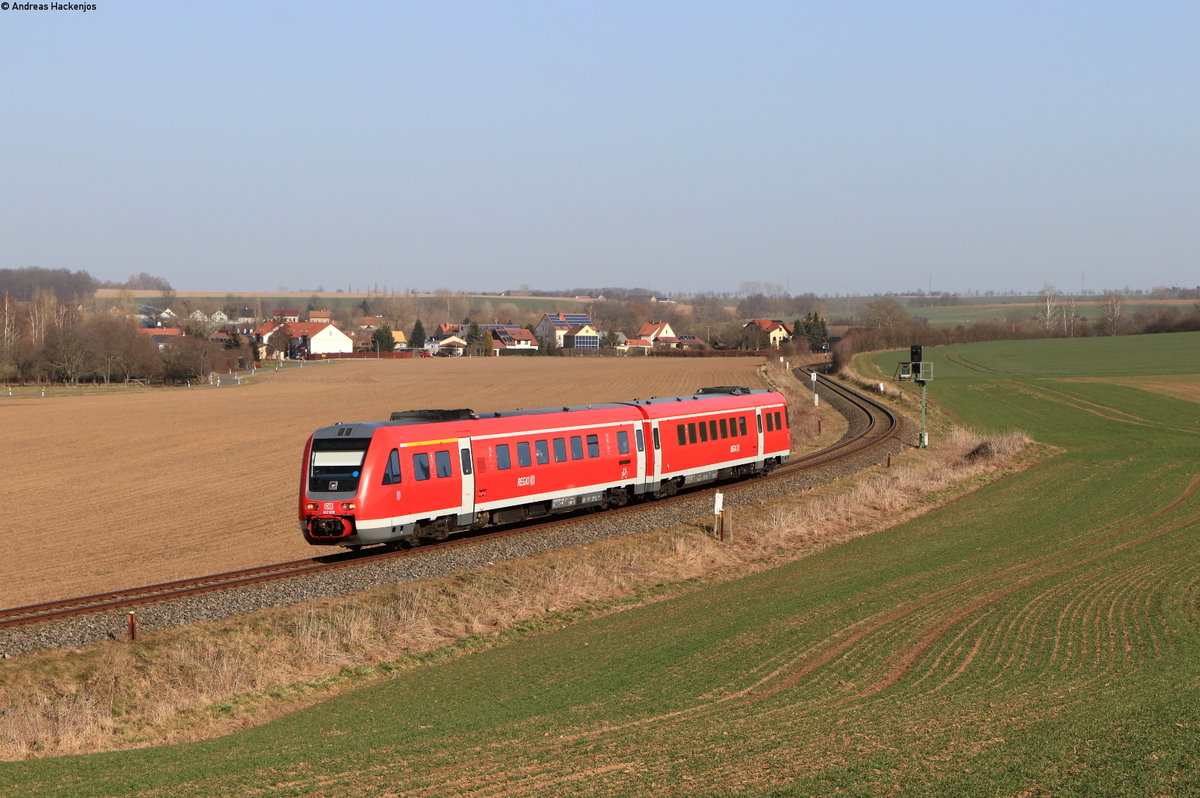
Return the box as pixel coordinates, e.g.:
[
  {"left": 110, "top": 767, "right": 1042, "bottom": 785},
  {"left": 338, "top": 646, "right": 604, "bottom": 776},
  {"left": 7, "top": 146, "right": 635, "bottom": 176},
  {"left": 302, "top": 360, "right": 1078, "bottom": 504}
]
[{"left": 895, "top": 344, "right": 933, "bottom": 448}]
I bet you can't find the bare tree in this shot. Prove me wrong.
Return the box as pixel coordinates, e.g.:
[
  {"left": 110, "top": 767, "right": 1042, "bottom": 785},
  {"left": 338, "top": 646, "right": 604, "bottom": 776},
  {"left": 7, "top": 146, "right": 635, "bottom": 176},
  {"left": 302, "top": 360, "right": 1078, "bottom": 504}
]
[
  {"left": 861, "top": 298, "right": 908, "bottom": 329},
  {"left": 1098, "top": 291, "right": 1124, "bottom": 335},
  {"left": 1035, "top": 284, "right": 1060, "bottom": 334}
]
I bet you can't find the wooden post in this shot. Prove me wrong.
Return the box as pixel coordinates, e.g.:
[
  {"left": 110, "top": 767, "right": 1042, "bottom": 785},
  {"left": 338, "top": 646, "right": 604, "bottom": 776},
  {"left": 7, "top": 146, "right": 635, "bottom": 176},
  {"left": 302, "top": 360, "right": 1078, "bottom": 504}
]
[
  {"left": 887, "top": 453, "right": 892, "bottom": 468},
  {"left": 127, "top": 611, "right": 137, "bottom": 642}
]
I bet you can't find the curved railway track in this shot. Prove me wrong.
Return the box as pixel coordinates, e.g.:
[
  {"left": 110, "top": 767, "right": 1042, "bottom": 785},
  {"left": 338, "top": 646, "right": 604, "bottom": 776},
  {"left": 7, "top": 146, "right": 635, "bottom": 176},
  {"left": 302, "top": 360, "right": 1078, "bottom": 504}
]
[{"left": 0, "top": 370, "right": 901, "bottom": 634}]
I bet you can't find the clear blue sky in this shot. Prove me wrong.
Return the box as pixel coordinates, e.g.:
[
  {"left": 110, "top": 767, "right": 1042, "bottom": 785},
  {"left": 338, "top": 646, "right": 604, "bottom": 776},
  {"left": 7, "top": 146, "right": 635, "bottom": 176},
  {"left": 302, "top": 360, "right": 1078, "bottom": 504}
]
[{"left": 2, "top": 1, "right": 1196, "bottom": 296}]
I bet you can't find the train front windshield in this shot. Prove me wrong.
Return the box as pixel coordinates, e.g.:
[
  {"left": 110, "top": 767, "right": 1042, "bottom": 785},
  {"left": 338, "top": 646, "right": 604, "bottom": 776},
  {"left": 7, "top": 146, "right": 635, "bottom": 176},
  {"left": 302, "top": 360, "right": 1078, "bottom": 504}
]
[{"left": 309, "top": 437, "right": 370, "bottom": 493}]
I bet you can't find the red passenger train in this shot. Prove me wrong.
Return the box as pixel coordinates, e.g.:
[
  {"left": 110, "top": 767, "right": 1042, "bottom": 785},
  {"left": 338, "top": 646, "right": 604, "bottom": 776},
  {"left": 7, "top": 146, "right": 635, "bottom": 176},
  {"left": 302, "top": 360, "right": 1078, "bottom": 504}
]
[{"left": 300, "top": 386, "right": 790, "bottom": 549}]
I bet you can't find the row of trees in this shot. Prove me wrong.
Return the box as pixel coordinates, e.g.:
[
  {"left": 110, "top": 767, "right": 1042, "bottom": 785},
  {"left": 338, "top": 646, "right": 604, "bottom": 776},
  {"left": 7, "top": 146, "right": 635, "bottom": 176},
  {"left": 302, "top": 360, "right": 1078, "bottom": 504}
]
[
  {"left": 1, "top": 294, "right": 253, "bottom": 384},
  {"left": 834, "top": 291, "right": 1200, "bottom": 370}
]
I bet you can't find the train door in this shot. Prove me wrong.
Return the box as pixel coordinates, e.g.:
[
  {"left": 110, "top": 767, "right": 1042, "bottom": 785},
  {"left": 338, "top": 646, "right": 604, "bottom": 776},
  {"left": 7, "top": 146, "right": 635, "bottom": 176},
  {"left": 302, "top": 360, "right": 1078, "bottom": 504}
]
[
  {"left": 632, "top": 424, "right": 646, "bottom": 484},
  {"left": 754, "top": 409, "right": 765, "bottom": 462},
  {"left": 456, "top": 437, "right": 475, "bottom": 526},
  {"left": 638, "top": 421, "right": 656, "bottom": 493}
]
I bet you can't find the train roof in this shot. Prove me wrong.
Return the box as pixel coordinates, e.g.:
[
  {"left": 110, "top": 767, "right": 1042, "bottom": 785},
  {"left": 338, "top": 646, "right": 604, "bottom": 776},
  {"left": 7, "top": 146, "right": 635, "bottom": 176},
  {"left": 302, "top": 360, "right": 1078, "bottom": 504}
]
[{"left": 311, "top": 386, "right": 784, "bottom": 441}]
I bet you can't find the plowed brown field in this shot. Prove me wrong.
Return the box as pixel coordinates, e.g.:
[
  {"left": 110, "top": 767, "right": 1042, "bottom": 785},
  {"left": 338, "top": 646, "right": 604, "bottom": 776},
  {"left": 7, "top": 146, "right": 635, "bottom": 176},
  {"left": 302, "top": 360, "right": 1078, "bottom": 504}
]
[{"left": 1, "top": 357, "right": 767, "bottom": 607}]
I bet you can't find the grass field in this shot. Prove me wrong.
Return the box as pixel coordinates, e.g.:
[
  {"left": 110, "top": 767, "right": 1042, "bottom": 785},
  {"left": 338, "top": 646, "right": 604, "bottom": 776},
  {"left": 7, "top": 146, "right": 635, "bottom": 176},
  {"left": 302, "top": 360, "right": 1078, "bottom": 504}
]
[
  {"left": 1, "top": 333, "right": 1196, "bottom": 796},
  {"left": 906, "top": 299, "right": 1195, "bottom": 326}
]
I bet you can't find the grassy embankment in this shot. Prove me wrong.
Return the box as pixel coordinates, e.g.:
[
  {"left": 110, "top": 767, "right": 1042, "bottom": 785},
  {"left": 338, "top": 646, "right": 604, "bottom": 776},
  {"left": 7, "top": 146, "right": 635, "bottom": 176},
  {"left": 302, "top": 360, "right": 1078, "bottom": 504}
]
[{"left": 1, "top": 333, "right": 1197, "bottom": 796}]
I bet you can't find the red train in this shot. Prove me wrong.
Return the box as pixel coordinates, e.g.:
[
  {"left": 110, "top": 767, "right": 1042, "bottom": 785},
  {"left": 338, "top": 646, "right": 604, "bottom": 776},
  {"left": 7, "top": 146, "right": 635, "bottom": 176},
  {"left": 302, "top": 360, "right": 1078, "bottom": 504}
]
[{"left": 300, "top": 386, "right": 790, "bottom": 549}]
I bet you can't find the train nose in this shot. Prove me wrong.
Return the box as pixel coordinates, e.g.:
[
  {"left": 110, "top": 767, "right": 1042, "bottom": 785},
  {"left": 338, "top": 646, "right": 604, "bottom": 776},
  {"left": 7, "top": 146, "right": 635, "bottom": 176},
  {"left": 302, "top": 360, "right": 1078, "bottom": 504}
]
[{"left": 308, "top": 515, "right": 352, "bottom": 538}]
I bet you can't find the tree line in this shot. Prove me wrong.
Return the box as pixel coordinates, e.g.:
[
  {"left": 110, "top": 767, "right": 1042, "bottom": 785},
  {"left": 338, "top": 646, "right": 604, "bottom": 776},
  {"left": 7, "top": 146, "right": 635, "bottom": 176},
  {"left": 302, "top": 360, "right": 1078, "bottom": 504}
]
[{"left": 0, "top": 291, "right": 254, "bottom": 385}]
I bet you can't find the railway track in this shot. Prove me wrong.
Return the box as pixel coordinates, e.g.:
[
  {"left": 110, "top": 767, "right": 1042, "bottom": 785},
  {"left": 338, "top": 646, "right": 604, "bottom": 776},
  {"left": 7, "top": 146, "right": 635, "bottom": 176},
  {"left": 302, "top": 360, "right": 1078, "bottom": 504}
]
[{"left": 0, "top": 370, "right": 901, "bottom": 635}]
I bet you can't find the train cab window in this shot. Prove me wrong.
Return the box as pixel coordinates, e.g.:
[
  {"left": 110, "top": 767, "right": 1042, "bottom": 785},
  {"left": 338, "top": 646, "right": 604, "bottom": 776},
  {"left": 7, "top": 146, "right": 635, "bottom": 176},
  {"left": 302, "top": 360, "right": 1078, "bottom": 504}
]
[
  {"left": 382, "top": 449, "right": 402, "bottom": 485},
  {"left": 688, "top": 423, "right": 697, "bottom": 444},
  {"left": 586, "top": 433, "right": 600, "bottom": 457},
  {"left": 435, "top": 450, "right": 453, "bottom": 478},
  {"left": 413, "top": 452, "right": 431, "bottom": 481},
  {"left": 709, "top": 420, "right": 718, "bottom": 440},
  {"left": 740, "top": 416, "right": 748, "bottom": 436},
  {"left": 309, "top": 437, "right": 370, "bottom": 493},
  {"left": 553, "top": 437, "right": 567, "bottom": 462},
  {"left": 720, "top": 418, "right": 729, "bottom": 439},
  {"left": 460, "top": 448, "right": 473, "bottom": 475},
  {"left": 677, "top": 425, "right": 687, "bottom": 446},
  {"left": 699, "top": 421, "right": 708, "bottom": 442},
  {"left": 497, "top": 444, "right": 512, "bottom": 470},
  {"left": 570, "top": 436, "right": 584, "bottom": 460},
  {"left": 617, "top": 430, "right": 629, "bottom": 454},
  {"left": 535, "top": 439, "right": 550, "bottom": 465},
  {"left": 636, "top": 428, "right": 645, "bottom": 452},
  {"left": 517, "top": 441, "right": 532, "bottom": 467}
]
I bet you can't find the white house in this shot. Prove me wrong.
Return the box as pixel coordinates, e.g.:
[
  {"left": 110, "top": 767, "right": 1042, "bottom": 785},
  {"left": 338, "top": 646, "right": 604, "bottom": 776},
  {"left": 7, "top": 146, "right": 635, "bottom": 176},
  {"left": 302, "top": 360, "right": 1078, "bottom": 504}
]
[{"left": 254, "top": 321, "right": 354, "bottom": 357}]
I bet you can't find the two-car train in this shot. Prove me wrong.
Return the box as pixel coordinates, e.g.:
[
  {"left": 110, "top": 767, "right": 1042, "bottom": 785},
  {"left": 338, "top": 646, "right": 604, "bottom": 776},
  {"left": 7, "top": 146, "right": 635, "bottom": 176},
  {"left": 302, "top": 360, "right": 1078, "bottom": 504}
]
[{"left": 300, "top": 386, "right": 790, "bottom": 549}]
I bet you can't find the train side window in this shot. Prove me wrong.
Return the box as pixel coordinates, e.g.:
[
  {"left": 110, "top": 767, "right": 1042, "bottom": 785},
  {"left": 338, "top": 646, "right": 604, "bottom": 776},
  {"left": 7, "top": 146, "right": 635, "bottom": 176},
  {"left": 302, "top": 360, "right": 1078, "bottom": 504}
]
[
  {"left": 652, "top": 427, "right": 660, "bottom": 450},
  {"left": 677, "top": 425, "right": 687, "bottom": 446},
  {"left": 720, "top": 418, "right": 729, "bottom": 439},
  {"left": 740, "top": 416, "right": 748, "bottom": 436},
  {"left": 617, "top": 430, "right": 629, "bottom": 454},
  {"left": 709, "top": 420, "right": 718, "bottom": 440},
  {"left": 553, "top": 437, "right": 567, "bottom": 462},
  {"left": 497, "top": 444, "right": 512, "bottom": 470},
  {"left": 570, "top": 436, "right": 584, "bottom": 460},
  {"left": 699, "top": 421, "right": 708, "bottom": 442},
  {"left": 586, "top": 433, "right": 600, "bottom": 457},
  {"left": 382, "top": 449, "right": 402, "bottom": 485},
  {"left": 535, "top": 439, "right": 550, "bottom": 465},
  {"left": 766, "top": 413, "right": 775, "bottom": 431},
  {"left": 688, "top": 423, "right": 697, "bottom": 444},
  {"left": 776, "top": 411, "right": 785, "bottom": 429},
  {"left": 413, "top": 452, "right": 431, "bottom": 481},
  {"left": 435, "top": 450, "right": 452, "bottom": 478},
  {"left": 757, "top": 413, "right": 763, "bottom": 433},
  {"left": 517, "top": 441, "right": 532, "bottom": 467},
  {"left": 635, "top": 428, "right": 645, "bottom": 452},
  {"left": 460, "top": 448, "right": 472, "bottom": 475}
]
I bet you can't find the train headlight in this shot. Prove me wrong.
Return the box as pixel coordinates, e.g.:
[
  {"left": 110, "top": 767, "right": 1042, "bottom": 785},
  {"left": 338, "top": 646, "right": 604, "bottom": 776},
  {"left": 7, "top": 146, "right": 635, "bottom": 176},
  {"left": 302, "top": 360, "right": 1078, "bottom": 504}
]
[
  {"left": 305, "top": 502, "right": 320, "bottom": 512},
  {"left": 341, "top": 502, "right": 356, "bottom": 512}
]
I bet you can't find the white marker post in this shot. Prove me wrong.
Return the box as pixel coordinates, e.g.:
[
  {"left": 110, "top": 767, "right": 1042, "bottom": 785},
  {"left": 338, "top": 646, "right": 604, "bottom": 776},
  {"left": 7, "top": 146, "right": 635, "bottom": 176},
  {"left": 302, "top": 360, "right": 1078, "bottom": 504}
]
[{"left": 714, "top": 492, "right": 725, "bottom": 541}]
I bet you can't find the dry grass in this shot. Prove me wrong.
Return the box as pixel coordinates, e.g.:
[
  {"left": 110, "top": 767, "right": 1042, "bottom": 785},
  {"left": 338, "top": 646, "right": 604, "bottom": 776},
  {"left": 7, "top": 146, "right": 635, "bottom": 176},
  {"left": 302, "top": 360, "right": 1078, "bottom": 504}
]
[{"left": 0, "top": 424, "right": 1034, "bottom": 760}]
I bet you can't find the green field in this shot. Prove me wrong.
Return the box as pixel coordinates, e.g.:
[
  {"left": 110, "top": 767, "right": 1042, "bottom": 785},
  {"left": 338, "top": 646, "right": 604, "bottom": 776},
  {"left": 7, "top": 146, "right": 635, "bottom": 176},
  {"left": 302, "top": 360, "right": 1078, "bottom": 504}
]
[
  {"left": 3, "top": 333, "right": 1197, "bottom": 797},
  {"left": 908, "top": 301, "right": 1195, "bottom": 327}
]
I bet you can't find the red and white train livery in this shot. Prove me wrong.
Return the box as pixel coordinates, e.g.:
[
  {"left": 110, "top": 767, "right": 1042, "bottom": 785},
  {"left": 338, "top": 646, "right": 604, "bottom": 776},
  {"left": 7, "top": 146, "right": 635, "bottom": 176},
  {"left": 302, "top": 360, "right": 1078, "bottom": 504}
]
[{"left": 300, "top": 386, "right": 790, "bottom": 548}]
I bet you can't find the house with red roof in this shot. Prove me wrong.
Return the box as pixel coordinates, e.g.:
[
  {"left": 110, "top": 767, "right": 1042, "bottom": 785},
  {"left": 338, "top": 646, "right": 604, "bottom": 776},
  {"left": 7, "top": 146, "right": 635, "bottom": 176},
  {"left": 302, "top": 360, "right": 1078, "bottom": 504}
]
[{"left": 254, "top": 320, "right": 354, "bottom": 358}]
